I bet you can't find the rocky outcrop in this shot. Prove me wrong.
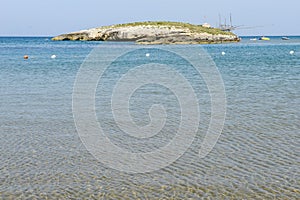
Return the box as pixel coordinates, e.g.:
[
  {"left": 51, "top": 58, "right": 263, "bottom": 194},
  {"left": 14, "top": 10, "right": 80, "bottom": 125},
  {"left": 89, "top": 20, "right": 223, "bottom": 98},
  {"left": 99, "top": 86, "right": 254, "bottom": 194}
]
[
  {"left": 52, "top": 22, "right": 240, "bottom": 44},
  {"left": 137, "top": 33, "right": 239, "bottom": 44}
]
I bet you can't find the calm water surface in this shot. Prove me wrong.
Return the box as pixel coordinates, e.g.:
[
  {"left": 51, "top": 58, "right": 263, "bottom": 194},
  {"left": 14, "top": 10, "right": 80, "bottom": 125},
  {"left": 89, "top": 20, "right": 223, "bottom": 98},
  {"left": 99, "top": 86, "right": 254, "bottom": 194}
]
[{"left": 0, "top": 37, "right": 299, "bottom": 199}]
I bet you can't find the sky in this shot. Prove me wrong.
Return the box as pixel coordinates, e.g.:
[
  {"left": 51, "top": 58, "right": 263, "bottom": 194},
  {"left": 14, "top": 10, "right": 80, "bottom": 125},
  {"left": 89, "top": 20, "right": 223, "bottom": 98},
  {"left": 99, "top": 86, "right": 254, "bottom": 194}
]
[{"left": 0, "top": 0, "right": 299, "bottom": 36}]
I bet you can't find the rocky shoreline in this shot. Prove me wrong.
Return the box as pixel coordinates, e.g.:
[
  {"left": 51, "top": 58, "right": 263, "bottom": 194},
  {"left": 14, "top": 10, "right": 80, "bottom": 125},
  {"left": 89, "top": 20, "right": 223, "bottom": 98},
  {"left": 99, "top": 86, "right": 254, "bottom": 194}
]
[{"left": 52, "top": 21, "right": 240, "bottom": 44}]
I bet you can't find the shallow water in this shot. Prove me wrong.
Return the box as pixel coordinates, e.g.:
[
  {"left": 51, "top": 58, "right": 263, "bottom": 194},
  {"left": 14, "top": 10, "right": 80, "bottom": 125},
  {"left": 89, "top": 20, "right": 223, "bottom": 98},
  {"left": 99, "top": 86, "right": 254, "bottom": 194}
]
[{"left": 0, "top": 37, "right": 299, "bottom": 199}]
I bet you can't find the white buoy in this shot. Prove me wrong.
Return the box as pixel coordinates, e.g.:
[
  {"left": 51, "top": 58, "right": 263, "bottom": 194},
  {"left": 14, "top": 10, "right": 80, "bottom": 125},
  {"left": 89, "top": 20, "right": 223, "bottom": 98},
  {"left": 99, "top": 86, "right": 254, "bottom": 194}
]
[
  {"left": 289, "top": 51, "right": 295, "bottom": 55},
  {"left": 51, "top": 55, "right": 56, "bottom": 59},
  {"left": 221, "top": 52, "right": 226, "bottom": 55},
  {"left": 146, "top": 53, "right": 150, "bottom": 57}
]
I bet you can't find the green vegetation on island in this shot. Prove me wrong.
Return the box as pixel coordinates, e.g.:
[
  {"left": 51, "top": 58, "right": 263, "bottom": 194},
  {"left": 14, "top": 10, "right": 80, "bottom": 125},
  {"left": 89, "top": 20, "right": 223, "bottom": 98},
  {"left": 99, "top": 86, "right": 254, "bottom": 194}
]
[{"left": 105, "top": 21, "right": 235, "bottom": 36}]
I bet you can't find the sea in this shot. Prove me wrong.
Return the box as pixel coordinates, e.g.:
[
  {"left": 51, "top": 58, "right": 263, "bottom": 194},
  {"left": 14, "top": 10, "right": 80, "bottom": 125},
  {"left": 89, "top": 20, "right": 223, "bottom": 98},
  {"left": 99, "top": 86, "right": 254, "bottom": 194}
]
[{"left": 0, "top": 36, "right": 299, "bottom": 199}]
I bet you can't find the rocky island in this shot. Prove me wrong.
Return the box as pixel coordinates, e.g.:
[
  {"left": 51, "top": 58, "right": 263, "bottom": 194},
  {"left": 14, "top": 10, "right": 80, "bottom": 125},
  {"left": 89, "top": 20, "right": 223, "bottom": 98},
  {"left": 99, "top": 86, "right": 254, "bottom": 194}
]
[{"left": 52, "top": 21, "right": 240, "bottom": 44}]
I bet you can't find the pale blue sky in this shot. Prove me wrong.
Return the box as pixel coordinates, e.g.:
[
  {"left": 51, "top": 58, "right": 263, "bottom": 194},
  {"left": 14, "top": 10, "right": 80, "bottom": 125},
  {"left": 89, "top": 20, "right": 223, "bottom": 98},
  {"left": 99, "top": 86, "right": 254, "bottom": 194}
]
[{"left": 1, "top": 0, "right": 299, "bottom": 36}]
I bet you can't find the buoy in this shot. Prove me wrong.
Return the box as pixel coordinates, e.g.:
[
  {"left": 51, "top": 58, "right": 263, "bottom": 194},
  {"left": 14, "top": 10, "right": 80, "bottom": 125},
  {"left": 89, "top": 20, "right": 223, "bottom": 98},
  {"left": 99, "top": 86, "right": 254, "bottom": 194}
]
[
  {"left": 23, "top": 55, "right": 29, "bottom": 59},
  {"left": 51, "top": 55, "right": 56, "bottom": 59},
  {"left": 289, "top": 50, "right": 295, "bottom": 55},
  {"left": 221, "top": 52, "right": 226, "bottom": 55},
  {"left": 146, "top": 53, "right": 150, "bottom": 57}
]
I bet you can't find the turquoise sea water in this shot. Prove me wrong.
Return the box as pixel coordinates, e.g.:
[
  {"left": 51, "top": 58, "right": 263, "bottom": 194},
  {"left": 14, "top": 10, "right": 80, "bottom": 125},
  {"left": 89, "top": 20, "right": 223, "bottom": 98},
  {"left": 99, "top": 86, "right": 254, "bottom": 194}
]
[{"left": 0, "top": 37, "right": 299, "bottom": 199}]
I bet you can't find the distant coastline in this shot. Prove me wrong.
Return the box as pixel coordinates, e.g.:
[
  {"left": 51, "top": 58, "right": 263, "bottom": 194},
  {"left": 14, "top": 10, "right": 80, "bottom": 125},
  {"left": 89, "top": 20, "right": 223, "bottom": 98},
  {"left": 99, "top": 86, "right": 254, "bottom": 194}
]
[{"left": 52, "top": 21, "right": 240, "bottom": 45}]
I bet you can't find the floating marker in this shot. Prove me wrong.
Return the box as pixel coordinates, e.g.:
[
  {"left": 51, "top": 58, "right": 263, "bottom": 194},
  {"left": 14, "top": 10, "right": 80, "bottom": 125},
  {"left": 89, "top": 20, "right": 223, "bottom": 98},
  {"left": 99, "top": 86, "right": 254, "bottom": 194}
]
[
  {"left": 221, "top": 52, "right": 226, "bottom": 55},
  {"left": 51, "top": 55, "right": 56, "bottom": 59},
  {"left": 23, "top": 55, "right": 29, "bottom": 59},
  {"left": 146, "top": 53, "right": 150, "bottom": 57},
  {"left": 289, "top": 51, "right": 295, "bottom": 55}
]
